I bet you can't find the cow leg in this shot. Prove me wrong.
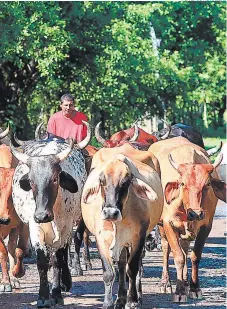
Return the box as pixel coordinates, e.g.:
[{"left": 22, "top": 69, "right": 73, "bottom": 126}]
[
  {"left": 71, "top": 220, "right": 85, "bottom": 276},
  {"left": 115, "top": 247, "right": 127, "bottom": 309},
  {"left": 8, "top": 228, "right": 20, "bottom": 289},
  {"left": 60, "top": 244, "right": 72, "bottom": 292},
  {"left": 159, "top": 225, "right": 171, "bottom": 293},
  {"left": 51, "top": 245, "right": 71, "bottom": 306},
  {"left": 164, "top": 222, "right": 187, "bottom": 303},
  {"left": 36, "top": 248, "right": 51, "bottom": 308},
  {"left": 0, "top": 237, "right": 12, "bottom": 292},
  {"left": 81, "top": 229, "right": 92, "bottom": 271},
  {"left": 189, "top": 225, "right": 211, "bottom": 299},
  {"left": 97, "top": 240, "right": 115, "bottom": 309},
  {"left": 126, "top": 238, "right": 145, "bottom": 309},
  {"left": 181, "top": 239, "right": 190, "bottom": 293},
  {"left": 11, "top": 223, "right": 29, "bottom": 279}
]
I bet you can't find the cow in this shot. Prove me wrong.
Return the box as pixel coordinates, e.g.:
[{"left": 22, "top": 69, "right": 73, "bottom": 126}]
[
  {"left": 10, "top": 123, "right": 91, "bottom": 308},
  {"left": 95, "top": 121, "right": 170, "bottom": 149},
  {"left": 148, "top": 137, "right": 226, "bottom": 303},
  {"left": 81, "top": 143, "right": 164, "bottom": 309},
  {"left": 0, "top": 126, "right": 29, "bottom": 292},
  {"left": 152, "top": 122, "right": 205, "bottom": 148},
  {"left": 15, "top": 123, "right": 98, "bottom": 274}
]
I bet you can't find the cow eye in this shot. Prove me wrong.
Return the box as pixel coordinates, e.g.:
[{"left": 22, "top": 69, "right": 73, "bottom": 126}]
[
  {"left": 53, "top": 176, "right": 58, "bottom": 183},
  {"left": 180, "top": 182, "right": 184, "bottom": 187}
]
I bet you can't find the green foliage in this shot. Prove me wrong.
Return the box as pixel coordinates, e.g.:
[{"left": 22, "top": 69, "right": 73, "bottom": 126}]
[{"left": 0, "top": 1, "right": 225, "bottom": 138}]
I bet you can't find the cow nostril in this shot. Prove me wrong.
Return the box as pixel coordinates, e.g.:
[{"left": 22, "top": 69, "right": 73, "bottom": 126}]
[
  {"left": 199, "top": 212, "right": 205, "bottom": 220},
  {"left": 34, "top": 213, "right": 53, "bottom": 223},
  {"left": 112, "top": 209, "right": 119, "bottom": 217},
  {"left": 0, "top": 217, "right": 10, "bottom": 225},
  {"left": 187, "top": 210, "right": 196, "bottom": 221}
]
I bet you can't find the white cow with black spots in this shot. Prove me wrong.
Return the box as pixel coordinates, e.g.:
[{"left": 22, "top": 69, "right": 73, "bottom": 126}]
[{"left": 11, "top": 124, "right": 90, "bottom": 308}]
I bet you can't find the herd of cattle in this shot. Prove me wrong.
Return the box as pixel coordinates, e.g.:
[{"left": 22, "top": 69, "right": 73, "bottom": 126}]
[{"left": 0, "top": 120, "right": 226, "bottom": 309}]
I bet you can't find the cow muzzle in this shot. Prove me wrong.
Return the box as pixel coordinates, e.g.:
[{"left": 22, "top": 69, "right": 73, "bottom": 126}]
[
  {"left": 101, "top": 207, "right": 122, "bottom": 222},
  {"left": 0, "top": 217, "right": 10, "bottom": 225},
  {"left": 34, "top": 211, "right": 54, "bottom": 223},
  {"left": 187, "top": 208, "right": 205, "bottom": 221}
]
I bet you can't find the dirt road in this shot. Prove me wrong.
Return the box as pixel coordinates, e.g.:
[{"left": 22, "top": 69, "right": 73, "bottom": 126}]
[{"left": 0, "top": 205, "right": 226, "bottom": 309}]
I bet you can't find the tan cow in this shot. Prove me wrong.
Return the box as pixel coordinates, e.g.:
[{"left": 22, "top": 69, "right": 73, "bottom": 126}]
[
  {"left": 81, "top": 144, "right": 163, "bottom": 309},
  {"left": 0, "top": 127, "right": 29, "bottom": 292},
  {"left": 149, "top": 137, "right": 226, "bottom": 303}
]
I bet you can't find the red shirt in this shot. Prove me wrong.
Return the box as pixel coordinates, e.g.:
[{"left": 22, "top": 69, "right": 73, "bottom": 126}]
[{"left": 47, "top": 111, "right": 88, "bottom": 142}]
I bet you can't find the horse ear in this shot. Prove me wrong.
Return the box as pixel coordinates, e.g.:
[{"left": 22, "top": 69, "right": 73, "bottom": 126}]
[{"left": 164, "top": 182, "right": 180, "bottom": 204}]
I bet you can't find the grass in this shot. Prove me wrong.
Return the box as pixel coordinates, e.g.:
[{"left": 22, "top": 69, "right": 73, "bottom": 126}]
[{"left": 204, "top": 137, "right": 225, "bottom": 150}]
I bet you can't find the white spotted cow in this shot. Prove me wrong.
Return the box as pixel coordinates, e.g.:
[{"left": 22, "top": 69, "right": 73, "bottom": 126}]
[{"left": 11, "top": 124, "right": 90, "bottom": 308}]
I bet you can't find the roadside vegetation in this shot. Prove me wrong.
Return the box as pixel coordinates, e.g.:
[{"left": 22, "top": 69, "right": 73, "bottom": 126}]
[{"left": 0, "top": 2, "right": 225, "bottom": 141}]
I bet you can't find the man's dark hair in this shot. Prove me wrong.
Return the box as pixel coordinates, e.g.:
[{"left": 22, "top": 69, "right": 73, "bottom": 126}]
[{"left": 60, "top": 93, "right": 74, "bottom": 103}]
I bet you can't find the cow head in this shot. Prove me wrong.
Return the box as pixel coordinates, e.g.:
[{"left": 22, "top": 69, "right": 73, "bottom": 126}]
[
  {"left": 165, "top": 153, "right": 226, "bottom": 222},
  {"left": 83, "top": 154, "right": 158, "bottom": 222},
  {"left": 0, "top": 167, "right": 15, "bottom": 225},
  {"left": 95, "top": 122, "right": 139, "bottom": 148},
  {"left": 10, "top": 136, "right": 89, "bottom": 224}
]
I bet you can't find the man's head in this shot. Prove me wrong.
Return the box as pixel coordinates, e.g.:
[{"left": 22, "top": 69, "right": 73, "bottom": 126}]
[{"left": 60, "top": 93, "right": 75, "bottom": 118}]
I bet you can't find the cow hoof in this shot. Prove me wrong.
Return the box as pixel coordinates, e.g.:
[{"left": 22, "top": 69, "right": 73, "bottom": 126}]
[
  {"left": 71, "top": 267, "right": 83, "bottom": 276},
  {"left": 12, "top": 279, "right": 20, "bottom": 289},
  {"left": 12, "top": 265, "right": 25, "bottom": 278},
  {"left": 125, "top": 302, "right": 142, "bottom": 309},
  {"left": 172, "top": 293, "right": 187, "bottom": 303},
  {"left": 50, "top": 296, "right": 64, "bottom": 306},
  {"left": 159, "top": 282, "right": 171, "bottom": 294},
  {"left": 115, "top": 298, "right": 126, "bottom": 308},
  {"left": 189, "top": 289, "right": 203, "bottom": 299},
  {"left": 37, "top": 299, "right": 52, "bottom": 308},
  {"left": 0, "top": 283, "right": 12, "bottom": 292}
]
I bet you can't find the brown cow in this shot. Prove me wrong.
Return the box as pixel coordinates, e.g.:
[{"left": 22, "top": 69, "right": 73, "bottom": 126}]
[
  {"left": 149, "top": 137, "right": 226, "bottom": 303},
  {"left": 95, "top": 121, "right": 170, "bottom": 148},
  {"left": 81, "top": 144, "right": 163, "bottom": 308},
  {"left": 0, "top": 128, "right": 29, "bottom": 292}
]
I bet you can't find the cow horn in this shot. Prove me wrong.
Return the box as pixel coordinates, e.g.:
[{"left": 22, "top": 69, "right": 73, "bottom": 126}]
[
  {"left": 14, "top": 132, "right": 24, "bottom": 146},
  {"left": 56, "top": 138, "right": 75, "bottom": 162},
  {"left": 95, "top": 122, "right": 106, "bottom": 145},
  {"left": 168, "top": 154, "right": 179, "bottom": 170},
  {"left": 213, "top": 153, "right": 223, "bottom": 169},
  {"left": 116, "top": 154, "right": 151, "bottom": 186},
  {"left": 0, "top": 124, "right": 10, "bottom": 139},
  {"left": 76, "top": 121, "right": 91, "bottom": 149},
  {"left": 159, "top": 119, "right": 171, "bottom": 140},
  {"left": 207, "top": 141, "right": 223, "bottom": 157},
  {"left": 10, "top": 142, "right": 29, "bottom": 164},
  {"left": 35, "top": 121, "right": 45, "bottom": 140},
  {"left": 129, "top": 124, "right": 139, "bottom": 142}
]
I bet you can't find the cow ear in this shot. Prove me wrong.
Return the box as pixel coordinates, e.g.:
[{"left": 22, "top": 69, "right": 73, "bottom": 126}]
[
  {"left": 164, "top": 182, "right": 180, "bottom": 204},
  {"left": 210, "top": 177, "right": 226, "bottom": 203},
  {"left": 19, "top": 174, "right": 31, "bottom": 191},
  {"left": 59, "top": 171, "right": 78, "bottom": 193},
  {"left": 131, "top": 178, "right": 158, "bottom": 202},
  {"left": 82, "top": 183, "right": 101, "bottom": 204}
]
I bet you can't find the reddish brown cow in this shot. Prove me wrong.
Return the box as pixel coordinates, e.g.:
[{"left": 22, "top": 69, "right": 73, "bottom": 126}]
[
  {"left": 149, "top": 137, "right": 226, "bottom": 303},
  {"left": 95, "top": 122, "right": 170, "bottom": 148},
  {"left": 0, "top": 128, "right": 29, "bottom": 292}
]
